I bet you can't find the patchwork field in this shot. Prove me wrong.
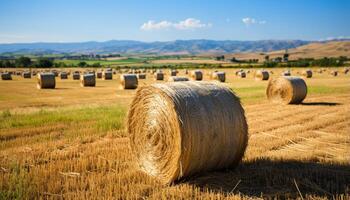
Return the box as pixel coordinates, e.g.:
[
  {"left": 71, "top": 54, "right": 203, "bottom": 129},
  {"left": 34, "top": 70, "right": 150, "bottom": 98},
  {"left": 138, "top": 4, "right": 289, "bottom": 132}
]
[{"left": 0, "top": 68, "right": 349, "bottom": 199}]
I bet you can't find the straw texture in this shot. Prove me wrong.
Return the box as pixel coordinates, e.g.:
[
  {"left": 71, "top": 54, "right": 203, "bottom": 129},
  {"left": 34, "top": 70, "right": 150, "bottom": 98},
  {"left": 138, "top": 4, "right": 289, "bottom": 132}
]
[
  {"left": 255, "top": 70, "right": 269, "bottom": 81},
  {"left": 211, "top": 72, "right": 226, "bottom": 82},
  {"left": 37, "top": 73, "right": 56, "bottom": 89},
  {"left": 120, "top": 74, "right": 138, "bottom": 89},
  {"left": 266, "top": 76, "right": 307, "bottom": 104},
  {"left": 128, "top": 81, "right": 248, "bottom": 184}
]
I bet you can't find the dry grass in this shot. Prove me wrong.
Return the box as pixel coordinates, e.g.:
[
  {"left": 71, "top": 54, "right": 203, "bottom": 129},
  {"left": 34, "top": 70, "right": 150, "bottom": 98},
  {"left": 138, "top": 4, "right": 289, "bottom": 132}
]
[{"left": 0, "top": 67, "right": 349, "bottom": 199}]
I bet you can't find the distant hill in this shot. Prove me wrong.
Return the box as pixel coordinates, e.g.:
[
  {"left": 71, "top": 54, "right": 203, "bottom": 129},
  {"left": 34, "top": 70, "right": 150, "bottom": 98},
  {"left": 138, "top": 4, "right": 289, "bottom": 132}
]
[
  {"left": 229, "top": 40, "right": 350, "bottom": 61},
  {"left": 0, "top": 39, "right": 311, "bottom": 55}
]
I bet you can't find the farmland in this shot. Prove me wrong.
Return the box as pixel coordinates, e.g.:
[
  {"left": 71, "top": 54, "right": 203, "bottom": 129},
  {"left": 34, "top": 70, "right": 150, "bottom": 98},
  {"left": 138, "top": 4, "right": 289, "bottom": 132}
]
[{"left": 0, "top": 68, "right": 349, "bottom": 199}]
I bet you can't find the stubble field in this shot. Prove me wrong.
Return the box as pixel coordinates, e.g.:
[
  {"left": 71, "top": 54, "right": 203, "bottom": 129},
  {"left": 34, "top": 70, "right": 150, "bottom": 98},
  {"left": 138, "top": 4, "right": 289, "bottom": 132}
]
[{"left": 0, "top": 68, "right": 349, "bottom": 199}]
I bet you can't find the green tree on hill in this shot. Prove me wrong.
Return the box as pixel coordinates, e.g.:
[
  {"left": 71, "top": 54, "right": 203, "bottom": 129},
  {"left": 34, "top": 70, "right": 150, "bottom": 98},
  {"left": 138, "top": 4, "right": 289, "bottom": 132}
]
[{"left": 16, "top": 56, "right": 31, "bottom": 67}]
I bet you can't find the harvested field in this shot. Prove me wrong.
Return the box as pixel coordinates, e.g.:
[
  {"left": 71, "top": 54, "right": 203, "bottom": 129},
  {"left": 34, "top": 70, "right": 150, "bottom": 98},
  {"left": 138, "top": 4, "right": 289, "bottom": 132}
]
[{"left": 0, "top": 67, "right": 349, "bottom": 199}]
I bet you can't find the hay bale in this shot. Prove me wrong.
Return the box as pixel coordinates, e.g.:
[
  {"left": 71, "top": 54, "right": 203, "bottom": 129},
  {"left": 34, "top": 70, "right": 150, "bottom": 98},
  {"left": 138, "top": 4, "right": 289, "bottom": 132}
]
[
  {"left": 1, "top": 72, "right": 12, "bottom": 80},
  {"left": 72, "top": 71, "right": 80, "bottom": 80},
  {"left": 281, "top": 70, "right": 291, "bottom": 76},
  {"left": 80, "top": 74, "right": 96, "bottom": 87},
  {"left": 302, "top": 69, "right": 312, "bottom": 78},
  {"left": 185, "top": 69, "right": 189, "bottom": 75},
  {"left": 330, "top": 70, "right": 338, "bottom": 76},
  {"left": 120, "top": 74, "right": 138, "bottom": 89},
  {"left": 255, "top": 70, "right": 269, "bottom": 81},
  {"left": 190, "top": 70, "right": 203, "bottom": 81},
  {"left": 103, "top": 71, "right": 113, "bottom": 80},
  {"left": 167, "top": 76, "right": 189, "bottom": 82},
  {"left": 23, "top": 71, "right": 31, "bottom": 79},
  {"left": 343, "top": 68, "right": 349, "bottom": 74},
  {"left": 154, "top": 72, "right": 164, "bottom": 81},
  {"left": 97, "top": 72, "right": 103, "bottom": 79},
  {"left": 60, "top": 72, "right": 68, "bottom": 79},
  {"left": 211, "top": 72, "right": 226, "bottom": 82},
  {"left": 170, "top": 70, "right": 177, "bottom": 76},
  {"left": 138, "top": 74, "right": 146, "bottom": 79},
  {"left": 37, "top": 73, "right": 55, "bottom": 89},
  {"left": 128, "top": 81, "right": 248, "bottom": 184},
  {"left": 238, "top": 71, "right": 246, "bottom": 78},
  {"left": 266, "top": 76, "right": 307, "bottom": 104}
]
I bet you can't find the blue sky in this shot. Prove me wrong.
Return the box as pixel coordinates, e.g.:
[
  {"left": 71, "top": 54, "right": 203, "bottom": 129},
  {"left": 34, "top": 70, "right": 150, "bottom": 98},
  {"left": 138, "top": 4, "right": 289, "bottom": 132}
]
[{"left": 0, "top": 0, "right": 349, "bottom": 43}]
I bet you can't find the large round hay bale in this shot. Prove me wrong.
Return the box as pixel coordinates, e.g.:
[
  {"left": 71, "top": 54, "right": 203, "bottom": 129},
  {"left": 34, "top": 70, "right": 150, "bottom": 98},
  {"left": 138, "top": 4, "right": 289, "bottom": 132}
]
[
  {"left": 190, "top": 70, "right": 203, "bottom": 81},
  {"left": 1, "top": 72, "right": 12, "bottom": 80},
  {"left": 37, "top": 73, "right": 56, "bottom": 89},
  {"left": 154, "top": 72, "right": 164, "bottom": 81},
  {"left": 72, "top": 71, "right": 80, "bottom": 80},
  {"left": 138, "top": 74, "right": 146, "bottom": 79},
  {"left": 22, "top": 71, "right": 31, "bottom": 79},
  {"left": 128, "top": 81, "right": 248, "bottom": 184},
  {"left": 266, "top": 76, "right": 307, "bottom": 104},
  {"left": 103, "top": 71, "right": 113, "bottom": 80},
  {"left": 97, "top": 72, "right": 103, "bottom": 79},
  {"left": 80, "top": 74, "right": 96, "bottom": 87},
  {"left": 302, "top": 69, "right": 312, "bottom": 78},
  {"left": 211, "top": 72, "right": 226, "bottom": 82},
  {"left": 167, "top": 76, "right": 189, "bottom": 82},
  {"left": 120, "top": 74, "right": 138, "bottom": 89},
  {"left": 60, "top": 72, "right": 68, "bottom": 79},
  {"left": 255, "top": 70, "right": 269, "bottom": 81},
  {"left": 238, "top": 71, "right": 246, "bottom": 78},
  {"left": 330, "top": 70, "right": 338, "bottom": 76}
]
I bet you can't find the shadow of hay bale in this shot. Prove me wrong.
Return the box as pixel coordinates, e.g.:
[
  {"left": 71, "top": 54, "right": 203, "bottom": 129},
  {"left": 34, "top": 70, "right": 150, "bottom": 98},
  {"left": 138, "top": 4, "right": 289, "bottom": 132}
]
[
  {"left": 301, "top": 102, "right": 341, "bottom": 106},
  {"left": 185, "top": 159, "right": 350, "bottom": 199}
]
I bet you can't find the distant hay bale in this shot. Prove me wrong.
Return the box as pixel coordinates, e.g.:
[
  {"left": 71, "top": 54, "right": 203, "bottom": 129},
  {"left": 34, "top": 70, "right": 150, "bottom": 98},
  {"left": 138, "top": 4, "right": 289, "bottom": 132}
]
[
  {"left": 37, "top": 73, "right": 55, "bottom": 89},
  {"left": 120, "top": 74, "right": 138, "bottom": 89},
  {"left": 103, "top": 71, "right": 113, "bottom": 80},
  {"left": 1, "top": 72, "right": 12, "bottom": 80},
  {"left": 211, "top": 72, "right": 226, "bottom": 82},
  {"left": 238, "top": 71, "right": 246, "bottom": 78},
  {"left": 22, "top": 72, "right": 31, "bottom": 79},
  {"left": 167, "top": 76, "right": 189, "bottom": 82},
  {"left": 80, "top": 74, "right": 96, "bottom": 87},
  {"left": 266, "top": 76, "right": 307, "bottom": 104},
  {"left": 281, "top": 70, "right": 291, "bottom": 76},
  {"left": 235, "top": 69, "right": 243, "bottom": 76},
  {"left": 32, "top": 71, "right": 37, "bottom": 76},
  {"left": 185, "top": 69, "right": 189, "bottom": 74},
  {"left": 128, "top": 81, "right": 248, "bottom": 184},
  {"left": 302, "top": 69, "right": 313, "bottom": 78},
  {"left": 255, "top": 70, "right": 269, "bottom": 81},
  {"left": 330, "top": 70, "right": 338, "bottom": 76},
  {"left": 52, "top": 71, "right": 59, "bottom": 77},
  {"left": 60, "top": 72, "right": 68, "bottom": 79},
  {"left": 344, "top": 68, "right": 349, "bottom": 74},
  {"left": 190, "top": 70, "right": 203, "bottom": 81},
  {"left": 138, "top": 74, "right": 146, "bottom": 79},
  {"left": 170, "top": 70, "right": 178, "bottom": 76},
  {"left": 72, "top": 71, "right": 80, "bottom": 80},
  {"left": 154, "top": 72, "right": 164, "bottom": 81},
  {"left": 97, "top": 72, "right": 103, "bottom": 79}
]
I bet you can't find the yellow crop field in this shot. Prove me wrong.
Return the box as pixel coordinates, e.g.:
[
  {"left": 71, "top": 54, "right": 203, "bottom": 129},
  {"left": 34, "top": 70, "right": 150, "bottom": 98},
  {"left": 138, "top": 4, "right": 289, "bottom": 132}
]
[{"left": 0, "top": 67, "right": 349, "bottom": 199}]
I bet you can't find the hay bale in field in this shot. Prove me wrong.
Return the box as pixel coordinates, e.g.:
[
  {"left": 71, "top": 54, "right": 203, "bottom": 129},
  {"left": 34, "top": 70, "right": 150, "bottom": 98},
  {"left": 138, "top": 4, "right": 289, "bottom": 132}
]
[
  {"left": 32, "top": 71, "right": 37, "bottom": 76},
  {"left": 211, "top": 72, "right": 226, "bottom": 82},
  {"left": 302, "top": 69, "right": 313, "bottom": 78},
  {"left": 154, "top": 72, "right": 164, "bottom": 81},
  {"left": 281, "top": 70, "right": 291, "bottom": 76},
  {"left": 238, "top": 71, "right": 246, "bottom": 78},
  {"left": 255, "top": 70, "right": 269, "bottom": 81},
  {"left": 185, "top": 69, "right": 189, "bottom": 74},
  {"left": 190, "top": 70, "right": 203, "bottom": 81},
  {"left": 103, "top": 71, "right": 113, "bottom": 80},
  {"left": 266, "top": 76, "right": 307, "bottom": 104},
  {"left": 137, "top": 73, "right": 146, "bottom": 79},
  {"left": 60, "top": 72, "right": 68, "bottom": 79},
  {"left": 170, "top": 70, "right": 178, "bottom": 76},
  {"left": 167, "top": 76, "right": 189, "bottom": 82},
  {"left": 52, "top": 71, "right": 59, "bottom": 77},
  {"left": 128, "top": 81, "right": 248, "bottom": 184},
  {"left": 120, "top": 74, "right": 138, "bottom": 89},
  {"left": 37, "top": 73, "right": 55, "bottom": 89},
  {"left": 22, "top": 71, "right": 31, "bottom": 78},
  {"left": 343, "top": 68, "right": 349, "bottom": 74},
  {"left": 1, "top": 72, "right": 12, "bottom": 80},
  {"left": 330, "top": 70, "right": 338, "bottom": 76},
  {"left": 72, "top": 71, "right": 80, "bottom": 80},
  {"left": 97, "top": 72, "right": 103, "bottom": 79},
  {"left": 80, "top": 74, "right": 96, "bottom": 87}
]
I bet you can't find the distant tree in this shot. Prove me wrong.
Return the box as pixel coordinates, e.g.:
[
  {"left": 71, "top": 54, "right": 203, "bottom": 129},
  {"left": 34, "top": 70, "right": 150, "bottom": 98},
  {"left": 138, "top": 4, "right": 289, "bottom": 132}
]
[
  {"left": 16, "top": 56, "right": 31, "bottom": 67},
  {"left": 275, "top": 57, "right": 283, "bottom": 63},
  {"left": 77, "top": 61, "right": 88, "bottom": 68},
  {"left": 35, "top": 58, "right": 53, "bottom": 68},
  {"left": 264, "top": 55, "right": 270, "bottom": 61},
  {"left": 3, "top": 60, "right": 15, "bottom": 68},
  {"left": 283, "top": 53, "right": 289, "bottom": 62},
  {"left": 92, "top": 62, "right": 101, "bottom": 68}
]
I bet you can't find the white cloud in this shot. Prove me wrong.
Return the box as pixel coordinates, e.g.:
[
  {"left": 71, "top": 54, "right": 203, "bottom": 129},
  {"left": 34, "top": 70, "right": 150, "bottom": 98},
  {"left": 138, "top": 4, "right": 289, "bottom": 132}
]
[
  {"left": 140, "top": 18, "right": 211, "bottom": 31},
  {"left": 318, "top": 36, "right": 350, "bottom": 41},
  {"left": 242, "top": 17, "right": 266, "bottom": 26}
]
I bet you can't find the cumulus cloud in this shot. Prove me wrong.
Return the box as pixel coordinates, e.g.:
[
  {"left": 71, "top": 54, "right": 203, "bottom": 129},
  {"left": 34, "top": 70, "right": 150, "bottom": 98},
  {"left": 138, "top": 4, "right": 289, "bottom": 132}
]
[
  {"left": 140, "top": 18, "right": 211, "bottom": 31},
  {"left": 242, "top": 17, "right": 266, "bottom": 26}
]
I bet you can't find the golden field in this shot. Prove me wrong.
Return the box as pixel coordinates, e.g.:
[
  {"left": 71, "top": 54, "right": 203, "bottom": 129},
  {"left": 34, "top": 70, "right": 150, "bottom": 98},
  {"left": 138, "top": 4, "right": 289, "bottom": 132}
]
[{"left": 0, "top": 68, "right": 349, "bottom": 199}]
